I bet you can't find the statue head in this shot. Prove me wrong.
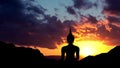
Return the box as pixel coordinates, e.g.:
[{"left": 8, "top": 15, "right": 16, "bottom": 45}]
[{"left": 67, "top": 28, "right": 74, "bottom": 44}]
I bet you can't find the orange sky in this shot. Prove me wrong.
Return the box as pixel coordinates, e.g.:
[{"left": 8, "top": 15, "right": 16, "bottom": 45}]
[
  {"left": 37, "top": 40, "right": 115, "bottom": 60},
  {"left": 31, "top": 21, "right": 116, "bottom": 60},
  {"left": 1, "top": 0, "right": 120, "bottom": 61},
  {"left": 16, "top": 19, "right": 116, "bottom": 60}
]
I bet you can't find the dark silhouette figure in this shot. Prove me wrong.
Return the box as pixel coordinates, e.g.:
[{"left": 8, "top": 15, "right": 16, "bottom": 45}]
[{"left": 61, "top": 28, "right": 80, "bottom": 64}]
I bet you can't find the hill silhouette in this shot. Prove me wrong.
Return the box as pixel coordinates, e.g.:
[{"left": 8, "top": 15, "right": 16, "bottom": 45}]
[
  {"left": 79, "top": 46, "right": 120, "bottom": 66},
  {"left": 0, "top": 41, "right": 120, "bottom": 67},
  {"left": 0, "top": 41, "right": 57, "bottom": 67}
]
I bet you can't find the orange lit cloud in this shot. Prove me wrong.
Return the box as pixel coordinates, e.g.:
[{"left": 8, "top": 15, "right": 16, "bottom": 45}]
[{"left": 1, "top": 0, "right": 120, "bottom": 59}]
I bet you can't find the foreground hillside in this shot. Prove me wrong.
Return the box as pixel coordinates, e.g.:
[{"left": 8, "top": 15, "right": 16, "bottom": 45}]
[{"left": 0, "top": 41, "right": 120, "bottom": 67}]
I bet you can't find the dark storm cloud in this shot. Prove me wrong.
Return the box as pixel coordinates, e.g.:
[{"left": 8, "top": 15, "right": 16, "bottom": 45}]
[
  {"left": 107, "top": 16, "right": 120, "bottom": 23},
  {"left": 97, "top": 24, "right": 120, "bottom": 46},
  {"left": 66, "top": 0, "right": 99, "bottom": 24},
  {"left": 80, "top": 15, "right": 98, "bottom": 23},
  {"left": 99, "top": 0, "right": 120, "bottom": 46},
  {"left": 0, "top": 0, "right": 70, "bottom": 49},
  {"left": 72, "top": 0, "right": 96, "bottom": 9},
  {"left": 0, "top": 0, "right": 45, "bottom": 23},
  {"left": 2, "top": 0, "right": 120, "bottom": 49},
  {"left": 66, "top": 6, "right": 76, "bottom": 15},
  {"left": 0, "top": 0, "right": 24, "bottom": 22},
  {"left": 73, "top": 0, "right": 86, "bottom": 9},
  {"left": 87, "top": 15, "right": 98, "bottom": 23},
  {"left": 103, "top": 0, "right": 120, "bottom": 24},
  {"left": 66, "top": 0, "right": 95, "bottom": 16},
  {"left": 105, "top": 0, "right": 120, "bottom": 11},
  {"left": 105, "top": 0, "right": 120, "bottom": 14},
  {"left": 70, "top": 0, "right": 120, "bottom": 46}
]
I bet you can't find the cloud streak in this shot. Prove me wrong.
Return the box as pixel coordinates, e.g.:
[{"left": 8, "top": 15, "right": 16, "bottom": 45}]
[
  {"left": 0, "top": 0, "right": 70, "bottom": 49},
  {"left": 0, "top": 0, "right": 120, "bottom": 49}
]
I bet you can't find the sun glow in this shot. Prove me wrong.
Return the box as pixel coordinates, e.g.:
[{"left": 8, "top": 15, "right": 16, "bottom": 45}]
[
  {"left": 36, "top": 40, "right": 115, "bottom": 60},
  {"left": 36, "top": 21, "right": 116, "bottom": 60},
  {"left": 74, "top": 40, "right": 115, "bottom": 58}
]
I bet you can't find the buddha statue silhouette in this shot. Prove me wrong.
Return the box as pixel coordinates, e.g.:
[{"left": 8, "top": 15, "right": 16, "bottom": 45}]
[{"left": 61, "top": 28, "right": 80, "bottom": 64}]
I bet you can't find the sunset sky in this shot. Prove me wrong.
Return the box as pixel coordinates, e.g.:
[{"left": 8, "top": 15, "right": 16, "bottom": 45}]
[{"left": 0, "top": 0, "right": 120, "bottom": 59}]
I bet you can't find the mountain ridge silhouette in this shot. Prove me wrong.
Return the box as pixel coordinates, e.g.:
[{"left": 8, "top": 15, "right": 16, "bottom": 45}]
[{"left": 0, "top": 41, "right": 120, "bottom": 67}]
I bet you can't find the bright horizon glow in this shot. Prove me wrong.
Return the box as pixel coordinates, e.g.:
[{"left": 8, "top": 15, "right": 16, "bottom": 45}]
[
  {"left": 37, "top": 40, "right": 115, "bottom": 60},
  {"left": 74, "top": 40, "right": 115, "bottom": 58}
]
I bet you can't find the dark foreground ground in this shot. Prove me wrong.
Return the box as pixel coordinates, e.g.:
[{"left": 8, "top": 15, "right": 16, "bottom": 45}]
[{"left": 0, "top": 41, "right": 120, "bottom": 67}]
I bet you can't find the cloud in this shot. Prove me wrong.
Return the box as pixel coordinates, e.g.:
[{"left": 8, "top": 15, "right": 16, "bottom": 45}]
[
  {"left": 80, "top": 15, "right": 98, "bottom": 24},
  {"left": 65, "top": 0, "right": 105, "bottom": 23},
  {"left": 66, "top": 0, "right": 94, "bottom": 16},
  {"left": 107, "top": 16, "right": 120, "bottom": 23},
  {"left": 66, "top": 6, "right": 76, "bottom": 15},
  {"left": 105, "top": 0, "right": 120, "bottom": 14},
  {"left": 0, "top": 0, "right": 70, "bottom": 49},
  {"left": 97, "top": 24, "right": 120, "bottom": 46},
  {"left": 67, "top": 0, "right": 120, "bottom": 46},
  {"left": 103, "top": 0, "right": 120, "bottom": 23},
  {"left": 100, "top": 0, "right": 120, "bottom": 46},
  {"left": 1, "top": 0, "right": 120, "bottom": 49},
  {"left": 73, "top": 0, "right": 91, "bottom": 9}
]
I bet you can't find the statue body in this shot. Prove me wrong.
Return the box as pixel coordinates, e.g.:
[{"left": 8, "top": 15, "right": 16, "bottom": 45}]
[
  {"left": 61, "top": 44, "right": 79, "bottom": 63},
  {"left": 61, "top": 28, "right": 80, "bottom": 64}
]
